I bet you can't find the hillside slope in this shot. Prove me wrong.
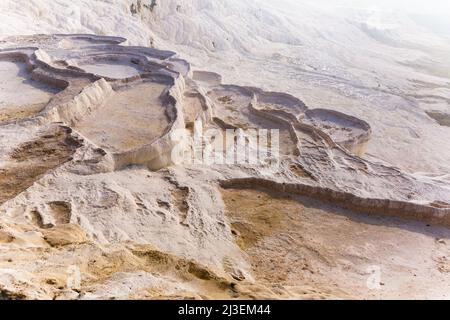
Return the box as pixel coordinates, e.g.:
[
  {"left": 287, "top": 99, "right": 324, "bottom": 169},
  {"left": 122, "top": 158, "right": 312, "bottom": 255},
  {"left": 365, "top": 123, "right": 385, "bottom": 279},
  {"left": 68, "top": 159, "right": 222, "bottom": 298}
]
[{"left": 1, "top": 0, "right": 450, "bottom": 175}]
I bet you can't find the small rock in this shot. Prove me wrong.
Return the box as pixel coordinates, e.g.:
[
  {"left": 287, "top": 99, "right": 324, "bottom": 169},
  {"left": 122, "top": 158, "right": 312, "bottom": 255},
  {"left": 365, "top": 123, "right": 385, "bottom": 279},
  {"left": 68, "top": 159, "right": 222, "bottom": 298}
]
[{"left": 231, "top": 269, "right": 246, "bottom": 281}]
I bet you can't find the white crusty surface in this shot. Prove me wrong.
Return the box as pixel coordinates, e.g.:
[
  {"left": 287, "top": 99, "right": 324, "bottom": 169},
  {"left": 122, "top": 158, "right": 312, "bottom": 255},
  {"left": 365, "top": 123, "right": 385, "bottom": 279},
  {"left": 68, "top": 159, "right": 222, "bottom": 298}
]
[{"left": 0, "top": 1, "right": 450, "bottom": 300}]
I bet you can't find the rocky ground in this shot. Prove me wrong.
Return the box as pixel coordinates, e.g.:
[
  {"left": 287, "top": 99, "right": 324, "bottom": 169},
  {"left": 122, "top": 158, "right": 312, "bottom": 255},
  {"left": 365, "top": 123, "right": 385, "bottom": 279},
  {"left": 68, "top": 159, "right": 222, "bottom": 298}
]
[{"left": 0, "top": 34, "right": 449, "bottom": 300}]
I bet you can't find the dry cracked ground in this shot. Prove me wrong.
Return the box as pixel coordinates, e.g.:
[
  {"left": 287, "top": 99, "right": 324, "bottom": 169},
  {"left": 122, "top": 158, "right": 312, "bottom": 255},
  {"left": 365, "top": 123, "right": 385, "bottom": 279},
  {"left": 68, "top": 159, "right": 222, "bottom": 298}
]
[{"left": 0, "top": 34, "right": 449, "bottom": 300}]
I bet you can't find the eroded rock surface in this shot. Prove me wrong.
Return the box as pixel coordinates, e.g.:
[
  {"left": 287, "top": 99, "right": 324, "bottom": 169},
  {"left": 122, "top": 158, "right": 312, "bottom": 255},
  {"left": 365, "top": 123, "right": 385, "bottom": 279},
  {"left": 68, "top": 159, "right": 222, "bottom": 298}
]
[
  {"left": 427, "top": 110, "right": 450, "bottom": 127},
  {"left": 0, "top": 34, "right": 449, "bottom": 300}
]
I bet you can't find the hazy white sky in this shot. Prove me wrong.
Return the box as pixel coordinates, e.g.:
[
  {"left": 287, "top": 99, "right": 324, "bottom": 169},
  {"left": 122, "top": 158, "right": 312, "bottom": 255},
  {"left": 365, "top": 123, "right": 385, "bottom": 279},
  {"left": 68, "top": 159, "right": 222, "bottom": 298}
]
[
  {"left": 321, "top": 0, "right": 450, "bottom": 15},
  {"left": 315, "top": 0, "right": 450, "bottom": 36},
  {"left": 266, "top": 0, "right": 450, "bottom": 37}
]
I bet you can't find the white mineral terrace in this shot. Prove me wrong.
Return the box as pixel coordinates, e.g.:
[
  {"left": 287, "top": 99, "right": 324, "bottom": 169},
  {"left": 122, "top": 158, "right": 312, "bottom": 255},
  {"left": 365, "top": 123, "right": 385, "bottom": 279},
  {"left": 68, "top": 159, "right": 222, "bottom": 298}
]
[{"left": 0, "top": 34, "right": 449, "bottom": 300}]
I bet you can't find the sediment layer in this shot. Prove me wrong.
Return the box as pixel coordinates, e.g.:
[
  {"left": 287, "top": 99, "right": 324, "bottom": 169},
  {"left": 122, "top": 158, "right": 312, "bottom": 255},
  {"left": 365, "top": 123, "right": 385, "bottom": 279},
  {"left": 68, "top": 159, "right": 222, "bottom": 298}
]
[{"left": 1, "top": 34, "right": 449, "bottom": 300}]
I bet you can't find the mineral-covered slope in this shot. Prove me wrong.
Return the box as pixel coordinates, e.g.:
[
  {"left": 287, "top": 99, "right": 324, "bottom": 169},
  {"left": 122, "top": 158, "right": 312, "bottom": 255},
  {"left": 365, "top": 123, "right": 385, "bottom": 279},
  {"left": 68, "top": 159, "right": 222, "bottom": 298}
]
[
  {"left": 2, "top": 0, "right": 450, "bottom": 176},
  {"left": 0, "top": 34, "right": 449, "bottom": 299}
]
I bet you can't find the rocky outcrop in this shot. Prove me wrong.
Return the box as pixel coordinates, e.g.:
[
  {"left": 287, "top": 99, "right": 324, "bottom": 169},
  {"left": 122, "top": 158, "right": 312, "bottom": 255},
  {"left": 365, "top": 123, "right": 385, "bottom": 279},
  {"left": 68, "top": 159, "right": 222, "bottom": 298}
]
[
  {"left": 220, "top": 178, "right": 450, "bottom": 227},
  {"left": 426, "top": 110, "right": 450, "bottom": 127}
]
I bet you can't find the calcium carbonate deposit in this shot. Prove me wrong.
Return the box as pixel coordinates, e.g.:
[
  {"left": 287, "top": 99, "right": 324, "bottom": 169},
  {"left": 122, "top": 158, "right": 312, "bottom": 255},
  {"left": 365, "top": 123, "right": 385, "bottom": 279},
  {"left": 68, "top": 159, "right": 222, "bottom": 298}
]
[{"left": 0, "top": 0, "right": 449, "bottom": 300}]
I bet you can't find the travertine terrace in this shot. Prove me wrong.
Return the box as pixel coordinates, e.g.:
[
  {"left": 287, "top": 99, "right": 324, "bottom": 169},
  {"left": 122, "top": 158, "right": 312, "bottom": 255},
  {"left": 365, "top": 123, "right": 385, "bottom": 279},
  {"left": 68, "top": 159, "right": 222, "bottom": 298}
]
[{"left": 0, "top": 34, "right": 449, "bottom": 299}]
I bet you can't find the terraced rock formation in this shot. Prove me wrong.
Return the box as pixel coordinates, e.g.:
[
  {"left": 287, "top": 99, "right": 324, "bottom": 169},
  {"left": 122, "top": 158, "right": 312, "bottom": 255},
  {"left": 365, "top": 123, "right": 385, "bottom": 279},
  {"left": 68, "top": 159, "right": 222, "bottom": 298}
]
[{"left": 0, "top": 34, "right": 449, "bottom": 299}]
